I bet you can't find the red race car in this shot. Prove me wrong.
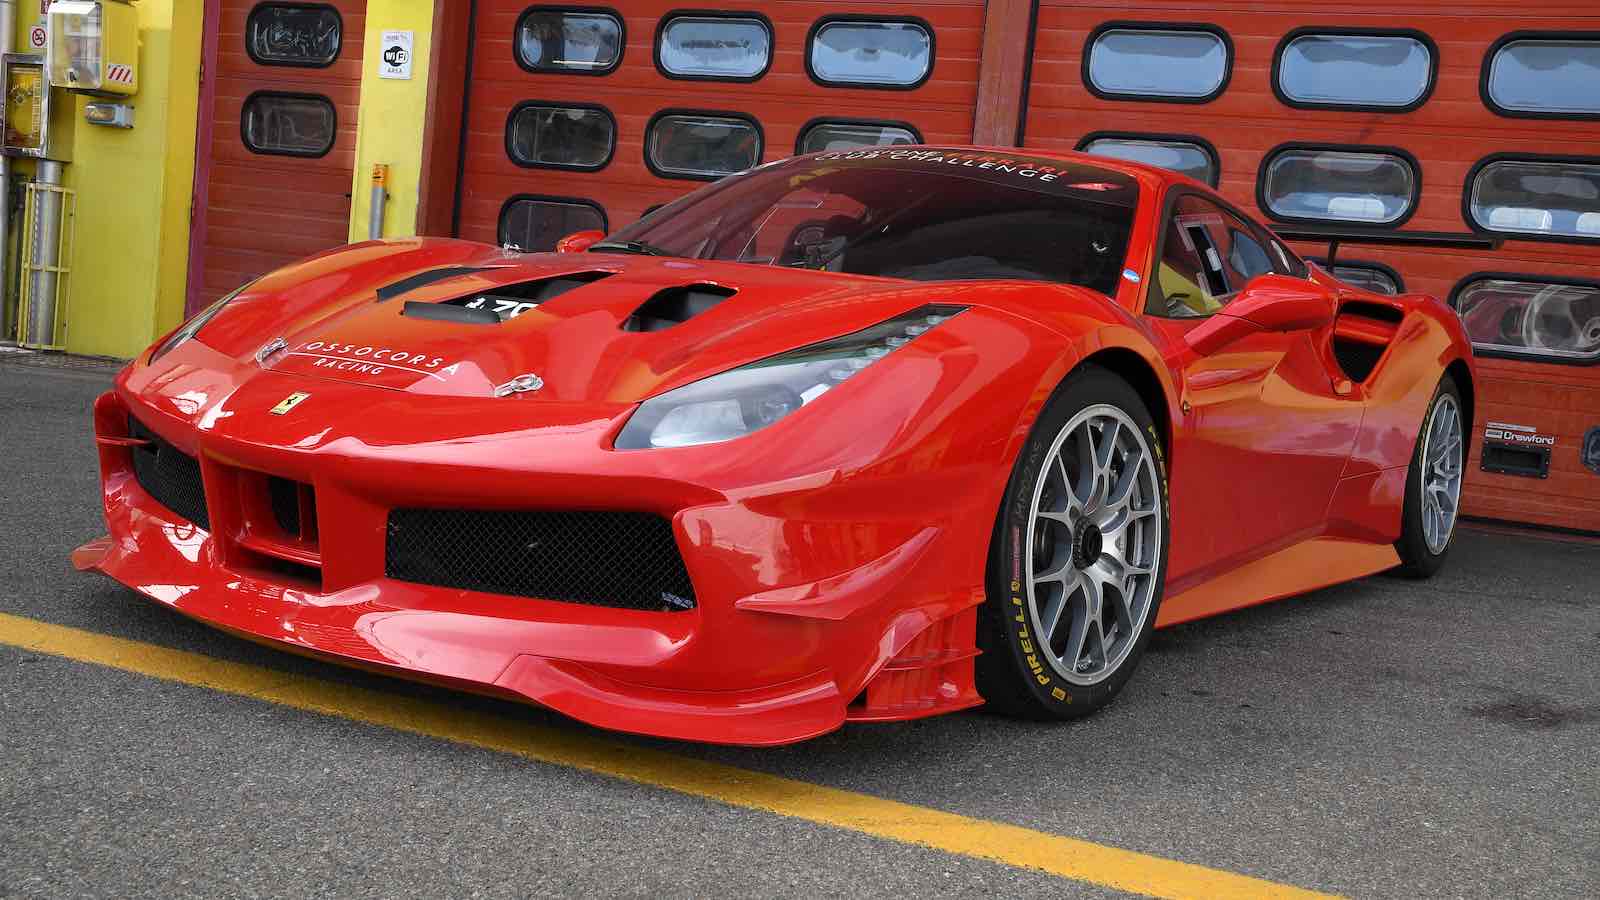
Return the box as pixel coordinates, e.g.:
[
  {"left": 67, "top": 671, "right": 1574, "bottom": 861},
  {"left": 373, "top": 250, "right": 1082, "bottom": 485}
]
[{"left": 76, "top": 147, "right": 1475, "bottom": 745}]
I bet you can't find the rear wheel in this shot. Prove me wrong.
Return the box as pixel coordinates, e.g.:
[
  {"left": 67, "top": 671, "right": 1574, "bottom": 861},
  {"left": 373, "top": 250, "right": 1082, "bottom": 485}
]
[
  {"left": 1394, "top": 376, "right": 1465, "bottom": 578},
  {"left": 977, "top": 366, "right": 1170, "bottom": 719}
]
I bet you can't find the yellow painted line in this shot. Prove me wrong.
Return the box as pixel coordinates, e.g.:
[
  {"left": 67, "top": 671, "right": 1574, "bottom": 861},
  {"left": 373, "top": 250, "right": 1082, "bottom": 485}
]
[{"left": 1, "top": 611, "right": 1334, "bottom": 899}]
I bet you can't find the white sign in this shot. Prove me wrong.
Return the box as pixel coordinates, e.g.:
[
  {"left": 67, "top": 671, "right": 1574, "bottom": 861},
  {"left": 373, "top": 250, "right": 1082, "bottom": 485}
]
[
  {"left": 378, "top": 30, "right": 414, "bottom": 80},
  {"left": 28, "top": 24, "right": 46, "bottom": 50}
]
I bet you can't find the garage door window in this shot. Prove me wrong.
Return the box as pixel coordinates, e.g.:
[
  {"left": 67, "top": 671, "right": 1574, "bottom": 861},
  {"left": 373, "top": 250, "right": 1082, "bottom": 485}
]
[
  {"left": 797, "top": 120, "right": 920, "bottom": 154},
  {"left": 807, "top": 18, "right": 933, "bottom": 88},
  {"left": 646, "top": 111, "right": 762, "bottom": 180},
  {"left": 241, "top": 92, "right": 336, "bottom": 158},
  {"left": 1485, "top": 35, "right": 1600, "bottom": 117},
  {"left": 1309, "top": 259, "right": 1404, "bottom": 295},
  {"left": 657, "top": 14, "right": 772, "bottom": 80},
  {"left": 247, "top": 4, "right": 343, "bottom": 67},
  {"left": 1468, "top": 158, "right": 1600, "bottom": 241},
  {"left": 1275, "top": 31, "right": 1434, "bottom": 111},
  {"left": 1078, "top": 134, "right": 1218, "bottom": 186},
  {"left": 1453, "top": 276, "right": 1600, "bottom": 362},
  {"left": 516, "top": 7, "right": 623, "bottom": 74},
  {"left": 506, "top": 103, "right": 615, "bottom": 170},
  {"left": 1261, "top": 147, "right": 1418, "bottom": 225},
  {"left": 1085, "top": 24, "right": 1231, "bottom": 102},
  {"left": 499, "top": 196, "right": 607, "bottom": 252}
]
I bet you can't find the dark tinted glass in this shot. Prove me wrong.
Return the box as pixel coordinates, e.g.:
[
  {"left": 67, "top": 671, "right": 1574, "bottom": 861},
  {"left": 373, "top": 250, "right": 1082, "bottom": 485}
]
[
  {"left": 658, "top": 15, "right": 771, "bottom": 78},
  {"left": 1487, "top": 38, "right": 1600, "bottom": 115},
  {"left": 1278, "top": 34, "right": 1431, "bottom": 107},
  {"left": 517, "top": 9, "right": 623, "bottom": 73},
  {"left": 1469, "top": 159, "right": 1600, "bottom": 239},
  {"left": 1456, "top": 278, "right": 1600, "bottom": 359},
  {"left": 647, "top": 114, "right": 761, "bottom": 178},
  {"left": 798, "top": 121, "right": 918, "bottom": 154},
  {"left": 499, "top": 198, "right": 607, "bottom": 252},
  {"left": 247, "top": 4, "right": 342, "bottom": 66},
  {"left": 507, "top": 105, "right": 614, "bottom": 169},
  {"left": 607, "top": 149, "right": 1139, "bottom": 295},
  {"left": 241, "top": 93, "right": 336, "bottom": 156}
]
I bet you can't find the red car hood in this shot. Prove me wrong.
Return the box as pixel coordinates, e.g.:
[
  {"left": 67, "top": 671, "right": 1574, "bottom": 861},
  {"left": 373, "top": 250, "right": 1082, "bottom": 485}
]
[{"left": 193, "top": 240, "right": 959, "bottom": 403}]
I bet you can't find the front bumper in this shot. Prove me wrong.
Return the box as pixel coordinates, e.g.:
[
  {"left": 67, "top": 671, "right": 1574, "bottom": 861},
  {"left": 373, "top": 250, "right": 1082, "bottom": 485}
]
[{"left": 78, "top": 356, "right": 989, "bottom": 745}]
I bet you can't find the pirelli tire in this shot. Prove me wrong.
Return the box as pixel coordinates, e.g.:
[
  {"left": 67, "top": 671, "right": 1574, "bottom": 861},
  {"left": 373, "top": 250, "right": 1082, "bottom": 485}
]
[{"left": 977, "top": 364, "right": 1171, "bottom": 720}]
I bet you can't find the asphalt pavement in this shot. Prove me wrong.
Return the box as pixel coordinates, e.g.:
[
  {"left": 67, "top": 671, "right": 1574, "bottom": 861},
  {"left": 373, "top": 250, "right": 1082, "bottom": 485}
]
[{"left": 1, "top": 360, "right": 1596, "bottom": 898}]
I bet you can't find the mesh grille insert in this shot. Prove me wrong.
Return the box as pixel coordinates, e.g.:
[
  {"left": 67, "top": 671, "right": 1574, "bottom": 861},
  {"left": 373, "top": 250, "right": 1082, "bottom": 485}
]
[
  {"left": 268, "top": 476, "right": 301, "bottom": 536},
  {"left": 385, "top": 509, "right": 695, "bottom": 611},
  {"left": 128, "top": 417, "right": 209, "bottom": 530}
]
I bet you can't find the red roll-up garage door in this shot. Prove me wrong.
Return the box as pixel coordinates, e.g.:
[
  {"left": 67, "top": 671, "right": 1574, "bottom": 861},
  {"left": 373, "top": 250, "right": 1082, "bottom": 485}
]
[
  {"left": 453, "top": 1, "right": 986, "bottom": 250},
  {"left": 1022, "top": 1, "right": 1600, "bottom": 532},
  {"left": 187, "top": 0, "right": 366, "bottom": 313}
]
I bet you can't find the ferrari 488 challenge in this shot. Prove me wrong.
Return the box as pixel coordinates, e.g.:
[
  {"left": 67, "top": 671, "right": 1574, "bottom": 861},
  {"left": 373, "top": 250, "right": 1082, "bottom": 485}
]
[{"left": 77, "top": 147, "right": 1475, "bottom": 745}]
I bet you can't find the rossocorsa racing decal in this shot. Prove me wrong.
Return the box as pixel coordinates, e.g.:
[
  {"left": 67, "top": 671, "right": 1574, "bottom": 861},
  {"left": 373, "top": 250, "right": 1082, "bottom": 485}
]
[
  {"left": 281, "top": 340, "right": 462, "bottom": 380},
  {"left": 808, "top": 148, "right": 1137, "bottom": 196}
]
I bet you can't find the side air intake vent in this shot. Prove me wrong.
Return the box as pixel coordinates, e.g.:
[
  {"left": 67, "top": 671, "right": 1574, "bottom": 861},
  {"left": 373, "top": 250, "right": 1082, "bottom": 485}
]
[
  {"left": 622, "top": 283, "right": 736, "bottom": 332},
  {"left": 1331, "top": 301, "right": 1404, "bottom": 383}
]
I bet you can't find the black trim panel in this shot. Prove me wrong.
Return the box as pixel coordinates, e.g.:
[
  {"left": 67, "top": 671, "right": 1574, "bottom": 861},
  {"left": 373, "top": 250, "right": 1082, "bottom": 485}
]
[
  {"left": 1270, "top": 27, "right": 1438, "bottom": 113},
  {"left": 804, "top": 14, "right": 936, "bottom": 91},
  {"left": 1257, "top": 142, "right": 1423, "bottom": 229},
  {"left": 653, "top": 9, "right": 775, "bottom": 83},
  {"left": 1081, "top": 21, "right": 1233, "bottom": 105},
  {"left": 1480, "top": 30, "right": 1600, "bottom": 121}
]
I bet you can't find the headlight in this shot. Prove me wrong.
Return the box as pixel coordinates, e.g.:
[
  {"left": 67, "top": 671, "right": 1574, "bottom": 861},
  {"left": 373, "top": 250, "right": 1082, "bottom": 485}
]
[
  {"left": 615, "top": 304, "right": 965, "bottom": 450},
  {"left": 148, "top": 282, "right": 253, "bottom": 363}
]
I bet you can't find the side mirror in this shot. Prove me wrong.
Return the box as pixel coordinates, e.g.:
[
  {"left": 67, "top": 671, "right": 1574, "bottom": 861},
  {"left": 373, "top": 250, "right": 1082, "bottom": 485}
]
[
  {"left": 1184, "top": 274, "right": 1337, "bottom": 356},
  {"left": 554, "top": 229, "right": 605, "bottom": 254}
]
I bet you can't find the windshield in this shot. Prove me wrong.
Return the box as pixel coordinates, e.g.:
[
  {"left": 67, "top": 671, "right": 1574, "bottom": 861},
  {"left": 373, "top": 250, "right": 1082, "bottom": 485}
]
[{"left": 602, "top": 148, "right": 1140, "bottom": 296}]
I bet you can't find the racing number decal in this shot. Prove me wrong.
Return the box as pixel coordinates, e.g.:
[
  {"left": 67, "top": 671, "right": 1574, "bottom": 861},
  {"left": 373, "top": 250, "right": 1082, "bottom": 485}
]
[{"left": 461, "top": 297, "right": 537, "bottom": 319}]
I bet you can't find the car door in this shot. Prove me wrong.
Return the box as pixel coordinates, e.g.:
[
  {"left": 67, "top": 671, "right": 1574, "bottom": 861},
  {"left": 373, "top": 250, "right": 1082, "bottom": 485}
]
[{"left": 1144, "top": 193, "right": 1365, "bottom": 585}]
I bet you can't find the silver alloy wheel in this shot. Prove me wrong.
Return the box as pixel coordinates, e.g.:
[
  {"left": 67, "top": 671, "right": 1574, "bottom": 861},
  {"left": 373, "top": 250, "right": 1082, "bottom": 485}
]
[
  {"left": 1420, "top": 392, "right": 1465, "bottom": 555},
  {"left": 1024, "top": 404, "right": 1163, "bottom": 686}
]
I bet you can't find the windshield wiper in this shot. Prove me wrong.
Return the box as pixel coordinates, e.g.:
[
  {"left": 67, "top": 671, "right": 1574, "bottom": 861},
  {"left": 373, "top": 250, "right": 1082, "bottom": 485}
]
[{"left": 589, "top": 239, "right": 670, "bottom": 257}]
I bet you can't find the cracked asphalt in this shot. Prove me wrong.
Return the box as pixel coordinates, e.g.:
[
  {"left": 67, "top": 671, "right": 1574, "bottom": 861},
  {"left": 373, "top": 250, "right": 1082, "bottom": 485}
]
[{"left": 1, "top": 362, "right": 1596, "bottom": 898}]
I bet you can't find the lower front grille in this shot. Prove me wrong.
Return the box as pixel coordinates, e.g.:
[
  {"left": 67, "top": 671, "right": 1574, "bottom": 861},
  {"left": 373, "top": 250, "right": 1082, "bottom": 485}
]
[
  {"left": 385, "top": 508, "right": 696, "bottom": 611},
  {"left": 268, "top": 475, "right": 302, "bottom": 536},
  {"left": 128, "top": 417, "right": 210, "bottom": 530}
]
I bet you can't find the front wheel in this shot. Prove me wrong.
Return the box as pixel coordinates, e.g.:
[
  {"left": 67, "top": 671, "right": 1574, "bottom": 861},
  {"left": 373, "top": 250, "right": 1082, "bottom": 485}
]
[
  {"left": 976, "top": 365, "right": 1171, "bottom": 719},
  {"left": 1394, "top": 375, "right": 1465, "bottom": 578}
]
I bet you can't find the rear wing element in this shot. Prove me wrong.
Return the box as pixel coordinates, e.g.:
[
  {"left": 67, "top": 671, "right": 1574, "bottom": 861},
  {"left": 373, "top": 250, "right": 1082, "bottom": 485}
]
[{"left": 1270, "top": 224, "right": 1503, "bottom": 268}]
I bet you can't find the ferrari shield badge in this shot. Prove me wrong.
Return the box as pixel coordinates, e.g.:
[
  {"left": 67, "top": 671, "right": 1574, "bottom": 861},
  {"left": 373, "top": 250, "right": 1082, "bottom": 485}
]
[{"left": 269, "top": 392, "right": 311, "bottom": 415}]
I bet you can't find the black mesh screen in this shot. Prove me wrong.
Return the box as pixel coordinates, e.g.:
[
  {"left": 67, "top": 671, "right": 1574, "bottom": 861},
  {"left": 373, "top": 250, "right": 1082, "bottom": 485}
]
[
  {"left": 128, "top": 417, "right": 210, "bottom": 530},
  {"left": 385, "top": 509, "right": 696, "bottom": 611},
  {"left": 268, "top": 476, "right": 301, "bottom": 536}
]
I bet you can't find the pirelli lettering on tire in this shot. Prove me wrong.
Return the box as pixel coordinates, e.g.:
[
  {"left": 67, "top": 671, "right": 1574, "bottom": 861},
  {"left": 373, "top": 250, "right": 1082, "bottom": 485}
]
[{"left": 1012, "top": 594, "right": 1052, "bottom": 687}]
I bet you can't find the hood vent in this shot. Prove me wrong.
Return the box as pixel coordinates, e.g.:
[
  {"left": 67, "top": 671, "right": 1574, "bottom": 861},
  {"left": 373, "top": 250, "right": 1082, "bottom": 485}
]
[
  {"left": 376, "top": 265, "right": 500, "bottom": 301},
  {"left": 622, "top": 283, "right": 736, "bottom": 332},
  {"left": 400, "top": 271, "right": 613, "bottom": 323}
]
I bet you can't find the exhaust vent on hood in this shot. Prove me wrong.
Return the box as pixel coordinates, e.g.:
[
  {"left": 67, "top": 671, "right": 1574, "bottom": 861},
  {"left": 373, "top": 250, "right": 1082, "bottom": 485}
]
[{"left": 623, "top": 283, "right": 736, "bottom": 332}]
